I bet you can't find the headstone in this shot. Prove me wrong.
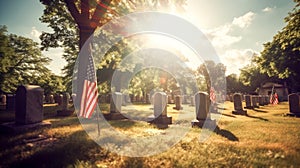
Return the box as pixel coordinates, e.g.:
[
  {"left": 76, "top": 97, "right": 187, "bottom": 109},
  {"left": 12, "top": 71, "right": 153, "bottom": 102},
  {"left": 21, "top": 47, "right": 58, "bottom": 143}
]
[
  {"left": 6, "top": 94, "right": 15, "bottom": 111},
  {"left": 191, "top": 92, "right": 216, "bottom": 127},
  {"left": 15, "top": 85, "right": 44, "bottom": 124},
  {"left": 1, "top": 94, "right": 6, "bottom": 104},
  {"left": 147, "top": 92, "right": 172, "bottom": 125},
  {"left": 146, "top": 94, "right": 150, "bottom": 104},
  {"left": 251, "top": 95, "right": 259, "bottom": 108},
  {"left": 168, "top": 94, "right": 174, "bottom": 104},
  {"left": 258, "top": 96, "right": 264, "bottom": 106},
  {"left": 57, "top": 92, "right": 74, "bottom": 116},
  {"left": 264, "top": 95, "right": 269, "bottom": 105},
  {"left": 173, "top": 95, "right": 183, "bottom": 110},
  {"left": 182, "top": 95, "right": 188, "bottom": 104},
  {"left": 55, "top": 94, "right": 63, "bottom": 106},
  {"left": 48, "top": 94, "right": 55, "bottom": 104},
  {"left": 190, "top": 96, "right": 195, "bottom": 106},
  {"left": 232, "top": 93, "right": 247, "bottom": 115},
  {"left": 286, "top": 93, "right": 300, "bottom": 117},
  {"left": 106, "top": 92, "right": 126, "bottom": 120},
  {"left": 244, "top": 95, "right": 253, "bottom": 109}
]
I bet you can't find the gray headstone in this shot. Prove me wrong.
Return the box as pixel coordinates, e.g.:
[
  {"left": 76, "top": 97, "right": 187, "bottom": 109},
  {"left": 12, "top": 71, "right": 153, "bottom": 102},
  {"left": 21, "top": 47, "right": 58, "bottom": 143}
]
[
  {"left": 62, "top": 92, "right": 70, "bottom": 110},
  {"left": 289, "top": 93, "right": 300, "bottom": 114},
  {"left": 232, "top": 93, "right": 247, "bottom": 115},
  {"left": 190, "top": 96, "right": 195, "bottom": 106},
  {"left": 258, "top": 96, "right": 264, "bottom": 106},
  {"left": 110, "top": 92, "right": 122, "bottom": 113},
  {"left": 1, "top": 94, "right": 6, "bottom": 104},
  {"left": 173, "top": 95, "right": 182, "bottom": 110},
  {"left": 146, "top": 94, "right": 150, "bottom": 104},
  {"left": 251, "top": 95, "right": 259, "bottom": 108},
  {"left": 244, "top": 95, "right": 252, "bottom": 109},
  {"left": 195, "top": 92, "right": 209, "bottom": 120},
  {"left": 15, "top": 85, "right": 44, "bottom": 124},
  {"left": 153, "top": 92, "right": 167, "bottom": 117}
]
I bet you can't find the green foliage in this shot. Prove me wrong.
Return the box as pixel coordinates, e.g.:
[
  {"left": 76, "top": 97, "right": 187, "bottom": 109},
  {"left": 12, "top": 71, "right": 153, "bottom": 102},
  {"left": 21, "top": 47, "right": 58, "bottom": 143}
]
[
  {"left": 196, "top": 61, "right": 226, "bottom": 93},
  {"left": 0, "top": 26, "right": 62, "bottom": 93},
  {"left": 39, "top": 0, "right": 187, "bottom": 93},
  {"left": 226, "top": 73, "right": 247, "bottom": 94},
  {"left": 256, "top": 0, "right": 300, "bottom": 91}
]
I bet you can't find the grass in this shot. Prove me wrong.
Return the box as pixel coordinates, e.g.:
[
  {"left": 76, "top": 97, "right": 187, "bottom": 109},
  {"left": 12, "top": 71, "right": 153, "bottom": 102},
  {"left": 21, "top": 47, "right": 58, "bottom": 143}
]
[{"left": 0, "top": 102, "right": 300, "bottom": 167}]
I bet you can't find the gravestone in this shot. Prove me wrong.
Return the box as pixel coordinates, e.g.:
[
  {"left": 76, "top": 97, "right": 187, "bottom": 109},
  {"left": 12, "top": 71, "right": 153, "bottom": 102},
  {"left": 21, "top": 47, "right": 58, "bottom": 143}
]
[
  {"left": 190, "top": 96, "right": 195, "bottom": 106},
  {"left": 263, "top": 95, "right": 269, "bottom": 105},
  {"left": 146, "top": 94, "right": 150, "bottom": 104},
  {"left": 232, "top": 93, "right": 247, "bottom": 115},
  {"left": 1, "top": 94, "right": 6, "bottom": 105},
  {"left": 106, "top": 92, "right": 126, "bottom": 120},
  {"left": 173, "top": 95, "right": 183, "bottom": 110},
  {"left": 191, "top": 92, "right": 216, "bottom": 127},
  {"left": 251, "top": 95, "right": 259, "bottom": 108},
  {"left": 182, "top": 95, "right": 188, "bottom": 104},
  {"left": 286, "top": 93, "right": 300, "bottom": 117},
  {"left": 258, "top": 96, "right": 264, "bottom": 106},
  {"left": 15, "top": 85, "right": 44, "bottom": 124},
  {"left": 168, "top": 94, "right": 174, "bottom": 104},
  {"left": 147, "top": 92, "right": 172, "bottom": 125},
  {"left": 55, "top": 94, "right": 63, "bottom": 106},
  {"left": 6, "top": 94, "right": 15, "bottom": 111},
  {"left": 57, "top": 92, "right": 74, "bottom": 116},
  {"left": 0, "top": 85, "right": 51, "bottom": 132},
  {"left": 244, "top": 95, "right": 253, "bottom": 109}
]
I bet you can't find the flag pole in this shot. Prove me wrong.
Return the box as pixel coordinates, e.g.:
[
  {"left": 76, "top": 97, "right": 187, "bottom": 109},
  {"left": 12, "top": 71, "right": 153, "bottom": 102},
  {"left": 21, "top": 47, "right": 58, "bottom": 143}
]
[
  {"left": 90, "top": 43, "right": 100, "bottom": 136},
  {"left": 270, "top": 84, "right": 274, "bottom": 104}
]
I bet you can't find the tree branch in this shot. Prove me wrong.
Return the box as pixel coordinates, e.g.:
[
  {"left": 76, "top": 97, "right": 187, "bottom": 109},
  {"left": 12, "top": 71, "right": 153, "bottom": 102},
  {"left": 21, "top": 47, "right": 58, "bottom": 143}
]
[
  {"left": 65, "top": 0, "right": 82, "bottom": 25},
  {"left": 81, "top": 0, "right": 90, "bottom": 20},
  {"left": 91, "top": 0, "right": 113, "bottom": 25}
]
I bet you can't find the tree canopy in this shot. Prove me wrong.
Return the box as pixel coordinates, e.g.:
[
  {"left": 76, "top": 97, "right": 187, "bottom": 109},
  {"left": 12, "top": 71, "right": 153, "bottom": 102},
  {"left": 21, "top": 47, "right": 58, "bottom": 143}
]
[
  {"left": 256, "top": 0, "right": 300, "bottom": 92},
  {"left": 0, "top": 25, "right": 64, "bottom": 94}
]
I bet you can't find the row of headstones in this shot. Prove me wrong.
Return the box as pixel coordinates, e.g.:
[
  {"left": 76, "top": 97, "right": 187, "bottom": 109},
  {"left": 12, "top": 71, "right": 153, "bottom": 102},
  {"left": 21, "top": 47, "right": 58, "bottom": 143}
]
[
  {"left": 108, "top": 91, "right": 215, "bottom": 127},
  {"left": 0, "top": 93, "right": 73, "bottom": 110},
  {"left": 232, "top": 93, "right": 300, "bottom": 117},
  {"left": 232, "top": 93, "right": 271, "bottom": 115}
]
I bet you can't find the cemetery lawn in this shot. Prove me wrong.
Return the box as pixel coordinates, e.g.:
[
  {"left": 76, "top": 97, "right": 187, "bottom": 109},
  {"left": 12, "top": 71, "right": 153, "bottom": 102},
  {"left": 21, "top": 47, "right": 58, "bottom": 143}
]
[{"left": 0, "top": 102, "right": 300, "bottom": 167}]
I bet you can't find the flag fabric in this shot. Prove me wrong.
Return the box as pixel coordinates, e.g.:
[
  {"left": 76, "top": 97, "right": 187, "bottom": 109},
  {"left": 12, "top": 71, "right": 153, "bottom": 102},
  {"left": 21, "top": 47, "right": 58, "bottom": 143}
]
[
  {"left": 79, "top": 54, "right": 98, "bottom": 118},
  {"left": 272, "top": 93, "right": 279, "bottom": 105},
  {"left": 210, "top": 87, "right": 216, "bottom": 103}
]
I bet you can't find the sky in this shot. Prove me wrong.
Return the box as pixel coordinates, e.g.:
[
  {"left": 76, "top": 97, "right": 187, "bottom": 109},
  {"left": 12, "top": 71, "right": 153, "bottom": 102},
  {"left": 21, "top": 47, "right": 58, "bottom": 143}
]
[{"left": 0, "top": 0, "right": 296, "bottom": 75}]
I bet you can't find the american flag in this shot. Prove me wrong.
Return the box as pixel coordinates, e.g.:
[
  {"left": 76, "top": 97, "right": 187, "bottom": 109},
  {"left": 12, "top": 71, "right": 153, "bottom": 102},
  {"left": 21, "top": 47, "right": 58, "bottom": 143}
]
[
  {"left": 79, "top": 54, "right": 98, "bottom": 118},
  {"left": 210, "top": 87, "right": 216, "bottom": 103},
  {"left": 271, "top": 93, "right": 279, "bottom": 105}
]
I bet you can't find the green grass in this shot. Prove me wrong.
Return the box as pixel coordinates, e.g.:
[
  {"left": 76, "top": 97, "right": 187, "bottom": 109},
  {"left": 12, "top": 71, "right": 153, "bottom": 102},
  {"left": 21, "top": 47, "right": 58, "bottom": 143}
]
[{"left": 0, "top": 102, "right": 300, "bottom": 167}]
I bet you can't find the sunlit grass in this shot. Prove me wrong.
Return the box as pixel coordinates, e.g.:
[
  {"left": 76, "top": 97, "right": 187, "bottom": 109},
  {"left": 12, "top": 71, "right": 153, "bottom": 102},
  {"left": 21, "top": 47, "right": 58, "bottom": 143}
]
[{"left": 0, "top": 102, "right": 300, "bottom": 167}]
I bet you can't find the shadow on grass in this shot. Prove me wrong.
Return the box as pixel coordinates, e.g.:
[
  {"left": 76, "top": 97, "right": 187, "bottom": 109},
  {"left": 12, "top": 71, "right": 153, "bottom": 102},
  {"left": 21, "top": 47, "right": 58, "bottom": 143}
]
[
  {"left": 109, "top": 120, "right": 137, "bottom": 129},
  {"left": 221, "top": 113, "right": 236, "bottom": 118},
  {"left": 246, "top": 114, "right": 269, "bottom": 121},
  {"left": 253, "top": 109, "right": 268, "bottom": 113},
  {"left": 11, "top": 130, "right": 107, "bottom": 168},
  {"left": 214, "top": 126, "right": 239, "bottom": 141}
]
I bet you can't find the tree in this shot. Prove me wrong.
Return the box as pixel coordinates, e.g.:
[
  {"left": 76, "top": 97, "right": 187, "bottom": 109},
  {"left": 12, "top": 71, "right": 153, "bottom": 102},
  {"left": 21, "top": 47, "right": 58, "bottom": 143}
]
[
  {"left": 39, "top": 0, "right": 187, "bottom": 104},
  {"left": 256, "top": 0, "right": 300, "bottom": 92},
  {"left": 196, "top": 61, "right": 226, "bottom": 94},
  {"left": 0, "top": 25, "right": 59, "bottom": 93}
]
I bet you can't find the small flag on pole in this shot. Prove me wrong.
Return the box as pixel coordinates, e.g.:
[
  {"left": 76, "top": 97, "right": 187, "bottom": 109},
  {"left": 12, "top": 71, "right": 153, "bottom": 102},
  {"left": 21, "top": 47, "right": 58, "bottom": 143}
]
[
  {"left": 79, "top": 54, "right": 98, "bottom": 118},
  {"left": 210, "top": 87, "right": 216, "bottom": 103}
]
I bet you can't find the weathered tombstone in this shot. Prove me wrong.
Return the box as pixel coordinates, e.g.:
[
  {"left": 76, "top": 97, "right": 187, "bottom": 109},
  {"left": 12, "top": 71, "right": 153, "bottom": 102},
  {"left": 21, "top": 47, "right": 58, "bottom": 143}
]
[
  {"left": 15, "top": 85, "right": 44, "bottom": 124},
  {"left": 232, "top": 93, "right": 247, "bottom": 115},
  {"left": 182, "top": 95, "right": 188, "bottom": 104},
  {"left": 147, "top": 92, "right": 172, "bottom": 125},
  {"left": 48, "top": 94, "right": 54, "bottom": 104},
  {"left": 106, "top": 92, "right": 126, "bottom": 120},
  {"left": 286, "top": 93, "right": 300, "bottom": 117},
  {"left": 258, "top": 96, "right": 264, "bottom": 106},
  {"left": 6, "top": 94, "right": 15, "bottom": 111},
  {"left": 191, "top": 92, "right": 216, "bottom": 127},
  {"left": 55, "top": 94, "right": 63, "bottom": 106},
  {"left": 1, "top": 94, "right": 6, "bottom": 105},
  {"left": 173, "top": 95, "right": 183, "bottom": 110},
  {"left": 146, "top": 94, "right": 150, "bottom": 104},
  {"left": 168, "top": 94, "right": 173, "bottom": 104},
  {"left": 251, "top": 95, "right": 259, "bottom": 108},
  {"left": 190, "top": 96, "right": 195, "bottom": 106},
  {"left": 244, "top": 95, "right": 253, "bottom": 109},
  {"left": 57, "top": 92, "right": 74, "bottom": 116}
]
